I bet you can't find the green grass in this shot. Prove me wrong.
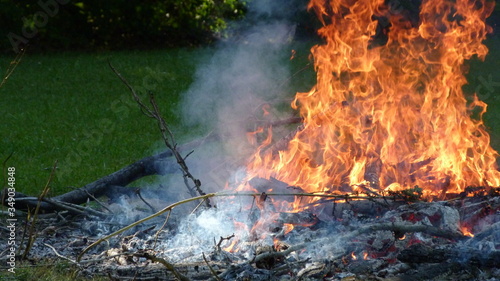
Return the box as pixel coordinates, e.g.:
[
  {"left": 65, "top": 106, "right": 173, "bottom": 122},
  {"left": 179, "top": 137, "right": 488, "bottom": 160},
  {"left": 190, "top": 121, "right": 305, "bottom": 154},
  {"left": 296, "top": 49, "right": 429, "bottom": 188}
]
[{"left": 0, "top": 48, "right": 215, "bottom": 196}]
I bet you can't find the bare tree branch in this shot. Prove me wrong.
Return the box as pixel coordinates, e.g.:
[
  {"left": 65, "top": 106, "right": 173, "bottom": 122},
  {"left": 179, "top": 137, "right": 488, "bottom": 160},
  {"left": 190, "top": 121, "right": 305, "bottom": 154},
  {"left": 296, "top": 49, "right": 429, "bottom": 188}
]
[{"left": 109, "top": 61, "right": 211, "bottom": 208}]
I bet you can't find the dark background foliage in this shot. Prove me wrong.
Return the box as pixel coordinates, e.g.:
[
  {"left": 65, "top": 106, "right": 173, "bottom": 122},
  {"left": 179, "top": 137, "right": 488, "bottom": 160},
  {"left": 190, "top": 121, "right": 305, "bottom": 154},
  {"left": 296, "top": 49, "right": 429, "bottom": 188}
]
[{"left": 0, "top": 0, "right": 249, "bottom": 53}]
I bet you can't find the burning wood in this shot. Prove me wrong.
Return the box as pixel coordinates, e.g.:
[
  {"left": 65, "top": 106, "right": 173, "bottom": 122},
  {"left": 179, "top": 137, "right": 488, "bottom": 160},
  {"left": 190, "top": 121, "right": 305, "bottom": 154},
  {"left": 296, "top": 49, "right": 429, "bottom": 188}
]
[{"left": 240, "top": 0, "right": 500, "bottom": 203}]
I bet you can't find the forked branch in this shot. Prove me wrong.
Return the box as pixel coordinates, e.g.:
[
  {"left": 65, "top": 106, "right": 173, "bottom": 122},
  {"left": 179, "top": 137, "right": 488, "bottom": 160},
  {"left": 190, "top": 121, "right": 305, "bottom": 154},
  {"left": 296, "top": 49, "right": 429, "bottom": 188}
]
[{"left": 108, "top": 61, "right": 211, "bottom": 208}]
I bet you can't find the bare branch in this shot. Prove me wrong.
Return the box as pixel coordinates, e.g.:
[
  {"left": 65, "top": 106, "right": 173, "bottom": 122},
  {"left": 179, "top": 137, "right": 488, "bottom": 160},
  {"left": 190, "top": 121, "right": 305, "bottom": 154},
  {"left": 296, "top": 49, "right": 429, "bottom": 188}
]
[{"left": 109, "top": 62, "right": 211, "bottom": 208}]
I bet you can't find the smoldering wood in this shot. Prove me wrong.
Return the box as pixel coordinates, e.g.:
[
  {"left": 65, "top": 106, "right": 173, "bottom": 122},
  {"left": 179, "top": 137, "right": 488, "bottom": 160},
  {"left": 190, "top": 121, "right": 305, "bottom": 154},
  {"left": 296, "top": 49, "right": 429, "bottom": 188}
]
[
  {"left": 465, "top": 221, "right": 500, "bottom": 246},
  {"left": 3, "top": 193, "right": 499, "bottom": 281},
  {"left": 398, "top": 243, "right": 500, "bottom": 267},
  {"left": 454, "top": 196, "right": 500, "bottom": 225}
]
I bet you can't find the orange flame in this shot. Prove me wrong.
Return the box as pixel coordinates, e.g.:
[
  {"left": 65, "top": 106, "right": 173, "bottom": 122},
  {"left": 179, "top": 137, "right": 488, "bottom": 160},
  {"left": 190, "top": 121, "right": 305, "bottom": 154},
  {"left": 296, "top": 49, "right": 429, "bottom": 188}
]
[
  {"left": 223, "top": 239, "right": 239, "bottom": 253},
  {"left": 241, "top": 0, "right": 498, "bottom": 210},
  {"left": 283, "top": 223, "right": 295, "bottom": 235},
  {"left": 460, "top": 224, "right": 475, "bottom": 237}
]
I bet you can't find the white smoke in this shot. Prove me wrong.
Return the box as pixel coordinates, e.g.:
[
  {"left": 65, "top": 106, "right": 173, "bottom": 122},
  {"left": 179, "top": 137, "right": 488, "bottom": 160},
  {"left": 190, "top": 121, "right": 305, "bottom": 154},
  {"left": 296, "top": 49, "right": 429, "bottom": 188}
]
[
  {"left": 177, "top": 0, "right": 303, "bottom": 194},
  {"left": 150, "top": 0, "right": 307, "bottom": 258}
]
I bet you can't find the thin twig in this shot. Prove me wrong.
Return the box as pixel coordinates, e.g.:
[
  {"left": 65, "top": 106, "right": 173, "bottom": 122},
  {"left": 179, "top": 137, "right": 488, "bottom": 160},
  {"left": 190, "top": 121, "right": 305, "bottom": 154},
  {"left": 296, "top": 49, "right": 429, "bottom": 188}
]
[
  {"left": 203, "top": 252, "right": 222, "bottom": 281},
  {"left": 153, "top": 210, "right": 171, "bottom": 249},
  {"left": 83, "top": 189, "right": 114, "bottom": 214},
  {"left": 135, "top": 188, "right": 156, "bottom": 213},
  {"left": 43, "top": 243, "right": 79, "bottom": 265},
  {"left": 22, "top": 160, "right": 56, "bottom": 259},
  {"left": 190, "top": 197, "right": 208, "bottom": 214},
  {"left": 0, "top": 47, "right": 26, "bottom": 89},
  {"left": 216, "top": 234, "right": 235, "bottom": 250},
  {"left": 149, "top": 93, "right": 210, "bottom": 207},
  {"left": 43, "top": 198, "right": 108, "bottom": 218},
  {"left": 44, "top": 243, "right": 135, "bottom": 265},
  {"left": 136, "top": 251, "right": 190, "bottom": 281}
]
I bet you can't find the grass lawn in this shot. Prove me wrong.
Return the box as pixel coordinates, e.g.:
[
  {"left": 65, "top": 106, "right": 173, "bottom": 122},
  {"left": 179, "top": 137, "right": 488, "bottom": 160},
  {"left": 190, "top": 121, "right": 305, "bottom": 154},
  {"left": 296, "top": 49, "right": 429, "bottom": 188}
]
[
  {"left": 0, "top": 35, "right": 499, "bottom": 199},
  {"left": 0, "top": 48, "right": 215, "bottom": 196}
]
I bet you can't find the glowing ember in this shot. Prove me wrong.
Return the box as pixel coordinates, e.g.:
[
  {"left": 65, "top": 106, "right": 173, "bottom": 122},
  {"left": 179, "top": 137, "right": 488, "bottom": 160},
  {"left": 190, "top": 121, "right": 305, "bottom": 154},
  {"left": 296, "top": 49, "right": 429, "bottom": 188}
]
[
  {"left": 363, "top": 251, "right": 369, "bottom": 260},
  {"left": 283, "top": 223, "right": 294, "bottom": 234},
  {"left": 460, "top": 224, "right": 475, "bottom": 237},
  {"left": 240, "top": 0, "right": 499, "bottom": 210},
  {"left": 351, "top": 251, "right": 358, "bottom": 260}
]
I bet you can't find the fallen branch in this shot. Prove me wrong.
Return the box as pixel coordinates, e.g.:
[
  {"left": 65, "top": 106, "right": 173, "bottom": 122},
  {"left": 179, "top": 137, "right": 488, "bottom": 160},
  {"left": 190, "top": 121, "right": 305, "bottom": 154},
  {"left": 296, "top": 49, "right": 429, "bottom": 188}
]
[
  {"left": 398, "top": 243, "right": 500, "bottom": 267},
  {"left": 346, "top": 222, "right": 466, "bottom": 241},
  {"left": 135, "top": 188, "right": 156, "bottom": 213},
  {"left": 135, "top": 251, "right": 190, "bottom": 281},
  {"left": 42, "top": 198, "right": 108, "bottom": 218},
  {"left": 203, "top": 252, "right": 222, "bottom": 281},
  {"left": 252, "top": 243, "right": 306, "bottom": 265}
]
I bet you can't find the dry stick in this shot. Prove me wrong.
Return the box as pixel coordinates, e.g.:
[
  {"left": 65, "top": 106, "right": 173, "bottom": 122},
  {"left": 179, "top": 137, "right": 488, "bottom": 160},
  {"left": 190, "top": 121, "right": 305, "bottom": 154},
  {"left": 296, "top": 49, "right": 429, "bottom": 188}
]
[
  {"left": 109, "top": 62, "right": 211, "bottom": 208},
  {"left": 153, "top": 209, "right": 172, "bottom": 249},
  {"left": 43, "top": 243, "right": 79, "bottom": 265},
  {"left": 216, "top": 234, "right": 235, "bottom": 251},
  {"left": 252, "top": 243, "right": 307, "bottom": 265},
  {"left": 191, "top": 197, "right": 209, "bottom": 214},
  {"left": 84, "top": 189, "right": 114, "bottom": 214},
  {"left": 149, "top": 93, "right": 210, "bottom": 207},
  {"left": 203, "top": 252, "right": 223, "bottom": 281},
  {"left": 136, "top": 252, "right": 190, "bottom": 281},
  {"left": 346, "top": 222, "right": 466, "bottom": 241},
  {"left": 22, "top": 160, "right": 57, "bottom": 260},
  {"left": 215, "top": 191, "right": 405, "bottom": 202},
  {"left": 0, "top": 47, "right": 25, "bottom": 89},
  {"left": 135, "top": 188, "right": 156, "bottom": 213},
  {"left": 42, "top": 198, "right": 108, "bottom": 218},
  {"left": 77, "top": 193, "right": 216, "bottom": 262}
]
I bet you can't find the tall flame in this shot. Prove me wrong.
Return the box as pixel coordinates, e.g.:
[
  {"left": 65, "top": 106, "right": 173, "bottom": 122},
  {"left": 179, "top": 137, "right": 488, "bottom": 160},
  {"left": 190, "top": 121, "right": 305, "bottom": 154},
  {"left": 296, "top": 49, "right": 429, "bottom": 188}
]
[{"left": 243, "top": 0, "right": 499, "bottom": 202}]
